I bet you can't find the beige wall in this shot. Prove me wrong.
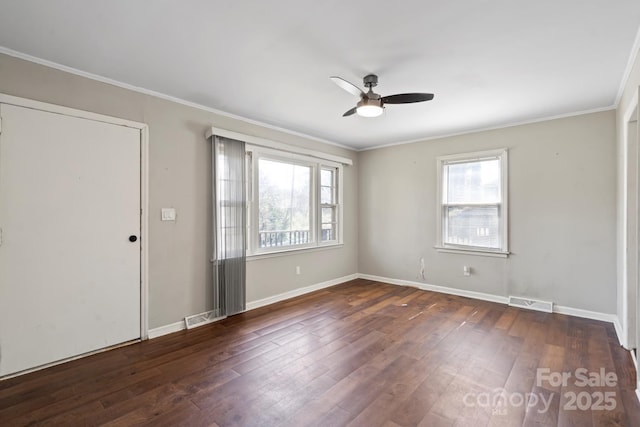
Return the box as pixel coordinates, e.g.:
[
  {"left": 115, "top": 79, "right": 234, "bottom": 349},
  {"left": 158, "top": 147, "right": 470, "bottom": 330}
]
[
  {"left": 358, "top": 110, "right": 617, "bottom": 314},
  {"left": 0, "top": 53, "right": 358, "bottom": 329}
]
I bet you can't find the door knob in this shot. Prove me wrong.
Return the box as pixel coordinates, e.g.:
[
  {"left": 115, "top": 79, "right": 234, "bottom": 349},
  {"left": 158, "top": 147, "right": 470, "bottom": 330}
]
[{"left": 129, "top": 235, "right": 138, "bottom": 242}]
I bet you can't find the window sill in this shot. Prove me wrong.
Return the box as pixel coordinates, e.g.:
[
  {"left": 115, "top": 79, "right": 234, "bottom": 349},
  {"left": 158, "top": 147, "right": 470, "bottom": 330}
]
[
  {"left": 434, "top": 246, "right": 510, "bottom": 258},
  {"left": 247, "top": 243, "right": 344, "bottom": 261}
]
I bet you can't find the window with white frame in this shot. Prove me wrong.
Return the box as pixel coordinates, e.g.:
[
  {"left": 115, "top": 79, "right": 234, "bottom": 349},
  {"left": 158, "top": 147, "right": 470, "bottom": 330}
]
[
  {"left": 320, "top": 166, "right": 339, "bottom": 242},
  {"left": 436, "top": 149, "right": 508, "bottom": 256},
  {"left": 247, "top": 146, "right": 343, "bottom": 255}
]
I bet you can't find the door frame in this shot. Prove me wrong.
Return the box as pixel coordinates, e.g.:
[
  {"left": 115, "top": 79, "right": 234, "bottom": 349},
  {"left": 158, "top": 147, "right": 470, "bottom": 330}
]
[
  {"left": 621, "top": 89, "right": 639, "bottom": 352},
  {"left": 0, "top": 93, "right": 150, "bottom": 340},
  {"left": 626, "top": 89, "right": 640, "bottom": 403}
]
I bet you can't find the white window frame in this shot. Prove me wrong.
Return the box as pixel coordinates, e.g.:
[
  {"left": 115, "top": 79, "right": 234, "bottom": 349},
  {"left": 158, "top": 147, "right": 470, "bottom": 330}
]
[
  {"left": 319, "top": 165, "right": 340, "bottom": 244},
  {"left": 246, "top": 144, "right": 344, "bottom": 256},
  {"left": 435, "top": 148, "right": 509, "bottom": 257}
]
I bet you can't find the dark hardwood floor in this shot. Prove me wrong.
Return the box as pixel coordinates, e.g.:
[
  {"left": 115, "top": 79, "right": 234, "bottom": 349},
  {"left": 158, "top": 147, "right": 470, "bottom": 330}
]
[{"left": 1, "top": 279, "right": 639, "bottom": 426}]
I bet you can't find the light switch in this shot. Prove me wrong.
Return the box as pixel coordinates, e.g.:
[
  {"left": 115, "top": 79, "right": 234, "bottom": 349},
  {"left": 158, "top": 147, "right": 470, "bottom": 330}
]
[{"left": 161, "top": 208, "right": 176, "bottom": 221}]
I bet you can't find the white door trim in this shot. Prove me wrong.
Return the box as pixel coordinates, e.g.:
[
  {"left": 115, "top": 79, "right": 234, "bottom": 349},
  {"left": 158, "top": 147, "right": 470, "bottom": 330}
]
[
  {"left": 0, "top": 93, "right": 150, "bottom": 340},
  {"left": 622, "top": 90, "right": 639, "bottom": 350}
]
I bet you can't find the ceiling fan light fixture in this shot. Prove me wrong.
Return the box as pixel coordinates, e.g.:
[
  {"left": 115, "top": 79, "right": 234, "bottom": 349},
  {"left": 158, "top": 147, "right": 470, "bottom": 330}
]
[{"left": 356, "top": 98, "right": 383, "bottom": 117}]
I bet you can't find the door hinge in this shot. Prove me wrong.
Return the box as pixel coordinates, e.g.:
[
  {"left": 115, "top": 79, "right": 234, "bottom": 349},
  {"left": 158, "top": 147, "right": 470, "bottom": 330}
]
[
  {"left": 0, "top": 228, "right": 3, "bottom": 247},
  {"left": 0, "top": 116, "right": 2, "bottom": 134}
]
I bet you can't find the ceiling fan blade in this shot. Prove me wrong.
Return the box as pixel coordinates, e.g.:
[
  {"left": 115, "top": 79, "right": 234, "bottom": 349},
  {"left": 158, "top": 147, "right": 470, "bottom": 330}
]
[
  {"left": 342, "top": 107, "right": 357, "bottom": 117},
  {"left": 381, "top": 93, "right": 434, "bottom": 104},
  {"left": 330, "top": 76, "right": 364, "bottom": 98}
]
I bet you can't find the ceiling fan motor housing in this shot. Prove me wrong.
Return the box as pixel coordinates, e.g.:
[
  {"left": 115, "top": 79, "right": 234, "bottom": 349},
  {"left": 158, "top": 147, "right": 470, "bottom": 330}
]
[
  {"left": 363, "top": 74, "right": 378, "bottom": 88},
  {"left": 357, "top": 97, "right": 383, "bottom": 109}
]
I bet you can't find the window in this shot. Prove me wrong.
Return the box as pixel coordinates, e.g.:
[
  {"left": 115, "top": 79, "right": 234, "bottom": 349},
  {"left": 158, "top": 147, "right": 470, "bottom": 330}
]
[
  {"left": 247, "top": 147, "right": 342, "bottom": 255},
  {"left": 320, "top": 167, "right": 339, "bottom": 242},
  {"left": 436, "top": 149, "right": 508, "bottom": 256}
]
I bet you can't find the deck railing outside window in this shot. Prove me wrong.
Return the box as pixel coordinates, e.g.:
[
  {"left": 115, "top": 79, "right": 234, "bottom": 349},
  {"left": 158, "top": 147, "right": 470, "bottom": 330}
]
[{"left": 258, "top": 229, "right": 333, "bottom": 248}]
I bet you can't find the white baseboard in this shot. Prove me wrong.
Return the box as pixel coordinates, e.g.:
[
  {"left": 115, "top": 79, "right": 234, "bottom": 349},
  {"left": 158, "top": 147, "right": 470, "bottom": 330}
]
[
  {"left": 357, "top": 273, "right": 509, "bottom": 305},
  {"left": 612, "top": 316, "right": 627, "bottom": 349},
  {"left": 357, "top": 273, "right": 618, "bottom": 325},
  {"left": 148, "top": 320, "right": 185, "bottom": 339},
  {"left": 245, "top": 273, "right": 358, "bottom": 311},
  {"left": 553, "top": 305, "right": 617, "bottom": 323},
  {"left": 148, "top": 273, "right": 358, "bottom": 339}
]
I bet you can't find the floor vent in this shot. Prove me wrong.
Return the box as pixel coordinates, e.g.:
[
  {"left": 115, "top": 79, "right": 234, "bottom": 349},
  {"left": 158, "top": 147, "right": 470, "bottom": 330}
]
[
  {"left": 508, "top": 296, "right": 553, "bottom": 313},
  {"left": 184, "top": 310, "right": 224, "bottom": 330}
]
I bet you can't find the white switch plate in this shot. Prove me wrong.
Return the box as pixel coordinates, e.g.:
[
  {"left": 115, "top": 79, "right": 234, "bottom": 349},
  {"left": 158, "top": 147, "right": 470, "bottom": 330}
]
[{"left": 161, "top": 208, "right": 176, "bottom": 221}]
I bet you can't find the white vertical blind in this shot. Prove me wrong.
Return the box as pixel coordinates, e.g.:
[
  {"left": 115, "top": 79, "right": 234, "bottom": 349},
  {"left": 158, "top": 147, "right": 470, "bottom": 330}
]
[{"left": 212, "top": 136, "right": 246, "bottom": 316}]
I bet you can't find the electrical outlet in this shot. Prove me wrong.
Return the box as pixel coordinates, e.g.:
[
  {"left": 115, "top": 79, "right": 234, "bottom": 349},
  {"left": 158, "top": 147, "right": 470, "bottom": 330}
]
[
  {"left": 463, "top": 266, "right": 471, "bottom": 276},
  {"left": 296, "top": 266, "right": 301, "bottom": 275}
]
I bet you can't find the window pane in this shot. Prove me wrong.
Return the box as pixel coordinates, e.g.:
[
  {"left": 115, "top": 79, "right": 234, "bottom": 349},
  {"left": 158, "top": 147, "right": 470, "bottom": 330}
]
[
  {"left": 322, "top": 207, "right": 335, "bottom": 223},
  {"left": 445, "top": 159, "right": 500, "bottom": 204},
  {"left": 258, "top": 158, "right": 311, "bottom": 248},
  {"left": 321, "top": 169, "right": 334, "bottom": 186},
  {"left": 321, "top": 223, "right": 335, "bottom": 242},
  {"left": 444, "top": 206, "right": 500, "bottom": 248},
  {"left": 321, "top": 186, "right": 333, "bottom": 204}
]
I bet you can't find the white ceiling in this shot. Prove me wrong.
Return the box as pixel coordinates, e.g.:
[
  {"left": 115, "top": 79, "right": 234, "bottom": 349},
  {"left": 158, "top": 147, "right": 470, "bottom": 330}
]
[{"left": 0, "top": 1, "right": 639, "bottom": 150}]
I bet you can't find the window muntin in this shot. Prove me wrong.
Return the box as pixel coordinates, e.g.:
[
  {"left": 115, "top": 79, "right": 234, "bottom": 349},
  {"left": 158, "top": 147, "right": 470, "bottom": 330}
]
[
  {"left": 248, "top": 148, "right": 342, "bottom": 255},
  {"left": 437, "top": 150, "right": 508, "bottom": 255}
]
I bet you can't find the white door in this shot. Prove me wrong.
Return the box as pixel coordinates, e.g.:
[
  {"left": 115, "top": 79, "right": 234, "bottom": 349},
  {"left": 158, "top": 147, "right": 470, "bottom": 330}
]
[{"left": 0, "top": 103, "right": 141, "bottom": 377}]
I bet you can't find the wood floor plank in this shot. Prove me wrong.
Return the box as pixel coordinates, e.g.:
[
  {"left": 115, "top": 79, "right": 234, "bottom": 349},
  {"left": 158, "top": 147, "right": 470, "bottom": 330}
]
[
  {"left": 6, "top": 366, "right": 164, "bottom": 425},
  {"left": 346, "top": 353, "right": 438, "bottom": 426},
  {"left": 1, "top": 279, "right": 638, "bottom": 426},
  {"left": 389, "top": 362, "right": 456, "bottom": 426}
]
